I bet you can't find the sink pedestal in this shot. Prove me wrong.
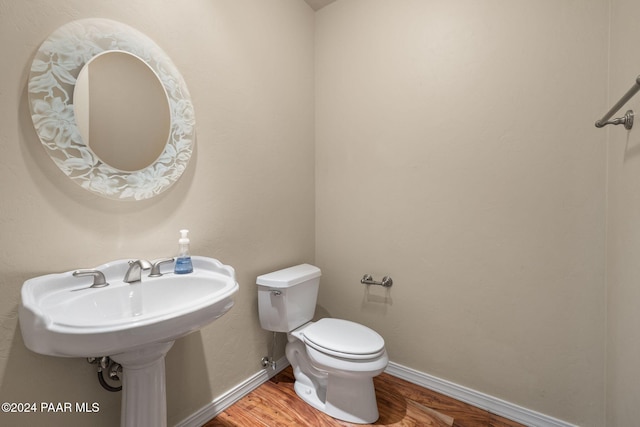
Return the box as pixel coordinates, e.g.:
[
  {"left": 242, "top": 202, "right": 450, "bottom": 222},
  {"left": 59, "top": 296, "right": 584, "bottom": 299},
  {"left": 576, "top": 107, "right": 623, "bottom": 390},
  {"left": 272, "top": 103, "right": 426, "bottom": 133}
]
[{"left": 112, "top": 341, "right": 175, "bottom": 427}]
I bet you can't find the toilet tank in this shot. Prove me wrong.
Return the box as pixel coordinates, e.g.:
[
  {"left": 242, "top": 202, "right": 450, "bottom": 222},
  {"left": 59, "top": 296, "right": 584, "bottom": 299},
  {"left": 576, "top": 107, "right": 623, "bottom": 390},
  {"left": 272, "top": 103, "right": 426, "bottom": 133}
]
[{"left": 256, "top": 264, "right": 321, "bottom": 332}]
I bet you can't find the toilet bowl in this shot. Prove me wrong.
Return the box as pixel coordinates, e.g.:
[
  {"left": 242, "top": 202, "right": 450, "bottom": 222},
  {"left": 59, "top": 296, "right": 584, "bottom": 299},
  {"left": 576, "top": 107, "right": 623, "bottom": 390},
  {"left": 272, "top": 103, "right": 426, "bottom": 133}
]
[
  {"left": 287, "top": 318, "right": 388, "bottom": 423},
  {"left": 257, "top": 264, "right": 388, "bottom": 424}
]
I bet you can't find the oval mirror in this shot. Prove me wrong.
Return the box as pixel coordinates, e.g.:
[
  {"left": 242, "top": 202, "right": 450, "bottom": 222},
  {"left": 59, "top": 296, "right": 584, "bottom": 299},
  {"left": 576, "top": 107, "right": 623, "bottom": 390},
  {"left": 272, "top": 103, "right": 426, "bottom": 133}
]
[
  {"left": 74, "top": 51, "right": 171, "bottom": 172},
  {"left": 28, "top": 19, "right": 195, "bottom": 201}
]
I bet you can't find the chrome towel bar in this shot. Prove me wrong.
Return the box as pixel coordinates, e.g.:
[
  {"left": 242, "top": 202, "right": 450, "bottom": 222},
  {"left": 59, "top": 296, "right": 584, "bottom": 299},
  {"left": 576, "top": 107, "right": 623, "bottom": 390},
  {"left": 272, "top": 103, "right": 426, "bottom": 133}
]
[{"left": 595, "top": 75, "right": 640, "bottom": 130}]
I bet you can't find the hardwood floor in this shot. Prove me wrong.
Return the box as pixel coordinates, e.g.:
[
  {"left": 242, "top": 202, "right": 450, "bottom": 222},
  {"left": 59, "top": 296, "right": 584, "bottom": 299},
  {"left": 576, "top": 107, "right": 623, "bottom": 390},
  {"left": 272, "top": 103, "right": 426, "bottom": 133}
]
[{"left": 204, "top": 367, "right": 527, "bottom": 427}]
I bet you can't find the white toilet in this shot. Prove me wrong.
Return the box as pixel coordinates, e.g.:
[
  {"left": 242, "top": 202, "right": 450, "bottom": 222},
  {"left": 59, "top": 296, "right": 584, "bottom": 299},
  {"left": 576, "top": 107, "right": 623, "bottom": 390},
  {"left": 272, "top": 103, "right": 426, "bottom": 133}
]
[{"left": 257, "top": 264, "right": 388, "bottom": 424}]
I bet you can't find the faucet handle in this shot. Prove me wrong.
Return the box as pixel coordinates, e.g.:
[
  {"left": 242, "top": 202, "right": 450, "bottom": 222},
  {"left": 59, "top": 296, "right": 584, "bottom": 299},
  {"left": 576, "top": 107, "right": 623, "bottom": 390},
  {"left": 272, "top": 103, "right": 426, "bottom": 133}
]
[
  {"left": 149, "top": 257, "right": 175, "bottom": 277},
  {"left": 73, "top": 269, "right": 109, "bottom": 288}
]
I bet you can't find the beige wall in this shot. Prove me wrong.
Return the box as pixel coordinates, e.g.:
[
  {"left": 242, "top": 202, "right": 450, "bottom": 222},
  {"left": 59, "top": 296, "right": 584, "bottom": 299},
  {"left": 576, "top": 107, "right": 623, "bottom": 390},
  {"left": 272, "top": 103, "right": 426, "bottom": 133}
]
[
  {"left": 3, "top": 0, "right": 639, "bottom": 426},
  {"left": 315, "top": 1, "right": 607, "bottom": 425},
  {"left": 0, "top": 1, "right": 314, "bottom": 426},
  {"left": 607, "top": 0, "right": 640, "bottom": 425}
]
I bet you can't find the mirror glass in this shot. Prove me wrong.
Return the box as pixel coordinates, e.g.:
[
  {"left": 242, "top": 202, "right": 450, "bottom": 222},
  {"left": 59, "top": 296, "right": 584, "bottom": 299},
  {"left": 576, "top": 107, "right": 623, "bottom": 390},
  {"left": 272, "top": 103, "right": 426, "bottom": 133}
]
[
  {"left": 28, "top": 19, "right": 195, "bottom": 201},
  {"left": 74, "top": 51, "right": 171, "bottom": 172}
]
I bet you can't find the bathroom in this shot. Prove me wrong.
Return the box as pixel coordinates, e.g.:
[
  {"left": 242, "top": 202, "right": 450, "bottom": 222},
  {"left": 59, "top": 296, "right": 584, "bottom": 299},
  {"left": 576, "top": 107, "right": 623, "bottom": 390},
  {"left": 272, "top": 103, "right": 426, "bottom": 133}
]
[{"left": 0, "top": 0, "right": 637, "bottom": 425}]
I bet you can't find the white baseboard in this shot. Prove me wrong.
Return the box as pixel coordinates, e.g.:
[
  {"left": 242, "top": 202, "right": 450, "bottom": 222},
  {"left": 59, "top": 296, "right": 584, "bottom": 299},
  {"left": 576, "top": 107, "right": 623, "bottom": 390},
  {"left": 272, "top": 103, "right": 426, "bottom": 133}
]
[
  {"left": 173, "top": 356, "right": 289, "bottom": 427},
  {"left": 385, "top": 362, "right": 578, "bottom": 427},
  {"left": 174, "top": 358, "right": 578, "bottom": 427}
]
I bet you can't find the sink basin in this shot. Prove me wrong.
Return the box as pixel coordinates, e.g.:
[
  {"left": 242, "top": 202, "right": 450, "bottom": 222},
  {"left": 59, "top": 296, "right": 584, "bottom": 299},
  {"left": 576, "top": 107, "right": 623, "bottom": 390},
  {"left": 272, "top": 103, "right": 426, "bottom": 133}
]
[
  {"left": 20, "top": 256, "right": 238, "bottom": 357},
  {"left": 19, "top": 256, "right": 239, "bottom": 427}
]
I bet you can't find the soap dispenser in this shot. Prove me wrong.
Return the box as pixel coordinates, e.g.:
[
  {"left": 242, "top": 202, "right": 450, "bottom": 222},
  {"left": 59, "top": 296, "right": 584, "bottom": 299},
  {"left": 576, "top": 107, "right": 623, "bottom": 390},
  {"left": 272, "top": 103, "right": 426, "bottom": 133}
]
[{"left": 174, "top": 229, "right": 194, "bottom": 274}]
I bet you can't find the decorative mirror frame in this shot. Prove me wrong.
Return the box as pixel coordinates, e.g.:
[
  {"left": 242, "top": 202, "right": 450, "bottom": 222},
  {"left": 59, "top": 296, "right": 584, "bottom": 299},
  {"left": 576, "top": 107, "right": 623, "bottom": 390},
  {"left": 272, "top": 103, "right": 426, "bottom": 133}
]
[{"left": 28, "top": 18, "right": 195, "bottom": 201}]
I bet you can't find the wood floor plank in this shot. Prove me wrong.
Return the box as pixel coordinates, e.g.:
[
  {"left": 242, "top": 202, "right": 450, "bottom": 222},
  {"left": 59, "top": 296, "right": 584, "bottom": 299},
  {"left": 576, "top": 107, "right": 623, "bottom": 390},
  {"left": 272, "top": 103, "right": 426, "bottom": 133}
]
[
  {"left": 205, "top": 367, "right": 528, "bottom": 427},
  {"left": 489, "top": 413, "right": 527, "bottom": 427},
  {"left": 373, "top": 373, "right": 489, "bottom": 427},
  {"left": 407, "top": 400, "right": 454, "bottom": 426}
]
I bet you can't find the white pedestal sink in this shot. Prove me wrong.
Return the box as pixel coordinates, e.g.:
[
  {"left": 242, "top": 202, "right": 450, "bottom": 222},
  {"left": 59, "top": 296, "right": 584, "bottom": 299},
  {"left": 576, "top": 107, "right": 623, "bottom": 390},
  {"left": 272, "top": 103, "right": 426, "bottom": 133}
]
[{"left": 19, "top": 256, "right": 239, "bottom": 427}]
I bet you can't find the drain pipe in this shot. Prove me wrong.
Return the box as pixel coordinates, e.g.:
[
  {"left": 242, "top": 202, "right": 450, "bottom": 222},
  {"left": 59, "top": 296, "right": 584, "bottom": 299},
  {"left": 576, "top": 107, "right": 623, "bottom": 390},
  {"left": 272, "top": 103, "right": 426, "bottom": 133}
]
[{"left": 87, "top": 357, "right": 122, "bottom": 392}]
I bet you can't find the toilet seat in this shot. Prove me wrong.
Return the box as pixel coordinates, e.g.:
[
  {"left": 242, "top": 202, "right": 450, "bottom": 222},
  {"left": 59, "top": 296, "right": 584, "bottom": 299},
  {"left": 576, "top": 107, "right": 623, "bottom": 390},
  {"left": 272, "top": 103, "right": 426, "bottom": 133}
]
[{"left": 302, "top": 318, "right": 385, "bottom": 360}]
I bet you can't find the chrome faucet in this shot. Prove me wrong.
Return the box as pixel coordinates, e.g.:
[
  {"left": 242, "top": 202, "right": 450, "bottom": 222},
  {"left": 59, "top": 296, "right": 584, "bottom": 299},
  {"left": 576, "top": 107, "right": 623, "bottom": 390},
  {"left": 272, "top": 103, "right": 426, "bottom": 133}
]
[{"left": 123, "top": 259, "right": 152, "bottom": 283}]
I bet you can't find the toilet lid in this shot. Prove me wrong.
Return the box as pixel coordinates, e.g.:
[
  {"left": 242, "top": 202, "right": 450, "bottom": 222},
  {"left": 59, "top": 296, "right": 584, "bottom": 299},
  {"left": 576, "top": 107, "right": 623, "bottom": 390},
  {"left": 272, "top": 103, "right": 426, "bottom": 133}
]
[{"left": 303, "top": 318, "right": 385, "bottom": 359}]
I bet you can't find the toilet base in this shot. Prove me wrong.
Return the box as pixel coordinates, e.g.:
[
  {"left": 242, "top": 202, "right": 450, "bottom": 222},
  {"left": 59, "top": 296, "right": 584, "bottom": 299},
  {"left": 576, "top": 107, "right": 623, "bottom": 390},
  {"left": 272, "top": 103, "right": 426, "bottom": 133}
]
[
  {"left": 293, "top": 374, "right": 379, "bottom": 424},
  {"left": 285, "top": 323, "right": 386, "bottom": 424}
]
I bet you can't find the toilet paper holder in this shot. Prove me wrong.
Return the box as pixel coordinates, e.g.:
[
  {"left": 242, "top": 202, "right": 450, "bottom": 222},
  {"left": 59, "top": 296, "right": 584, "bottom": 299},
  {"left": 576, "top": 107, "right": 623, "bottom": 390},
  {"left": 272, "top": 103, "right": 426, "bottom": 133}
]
[{"left": 361, "top": 274, "right": 393, "bottom": 288}]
